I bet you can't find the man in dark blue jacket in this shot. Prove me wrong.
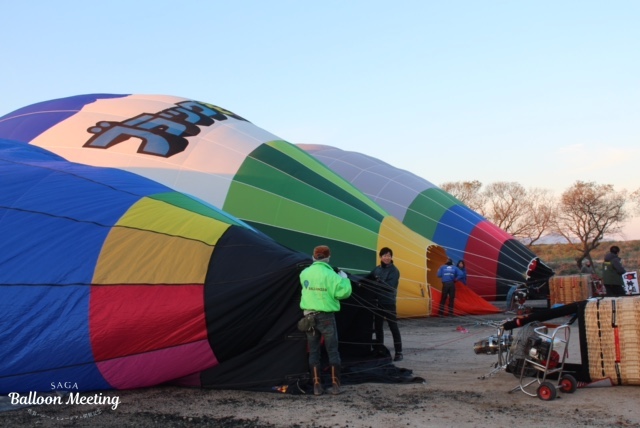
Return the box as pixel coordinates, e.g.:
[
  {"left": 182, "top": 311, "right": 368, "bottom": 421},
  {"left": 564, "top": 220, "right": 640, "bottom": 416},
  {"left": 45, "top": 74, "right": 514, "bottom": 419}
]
[{"left": 437, "top": 258, "right": 463, "bottom": 317}]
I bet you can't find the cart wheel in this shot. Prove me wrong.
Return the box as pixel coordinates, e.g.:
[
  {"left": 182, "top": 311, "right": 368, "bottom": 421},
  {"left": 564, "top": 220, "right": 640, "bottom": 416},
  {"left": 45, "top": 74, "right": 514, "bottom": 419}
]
[
  {"left": 537, "top": 381, "right": 557, "bottom": 401},
  {"left": 559, "top": 374, "right": 577, "bottom": 393}
]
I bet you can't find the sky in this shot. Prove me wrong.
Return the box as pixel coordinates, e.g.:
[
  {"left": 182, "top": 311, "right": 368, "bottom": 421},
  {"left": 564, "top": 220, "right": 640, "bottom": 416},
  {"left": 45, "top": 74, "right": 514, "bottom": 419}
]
[{"left": 2, "top": 1, "right": 639, "bottom": 239}]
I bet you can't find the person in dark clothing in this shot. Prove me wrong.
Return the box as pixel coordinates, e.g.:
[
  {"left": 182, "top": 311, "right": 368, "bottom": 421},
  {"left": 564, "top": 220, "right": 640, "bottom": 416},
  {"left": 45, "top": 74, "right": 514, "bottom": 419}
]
[
  {"left": 456, "top": 260, "right": 467, "bottom": 285},
  {"left": 369, "top": 247, "right": 403, "bottom": 362},
  {"left": 602, "top": 246, "right": 627, "bottom": 296},
  {"left": 581, "top": 259, "right": 605, "bottom": 296},
  {"left": 580, "top": 260, "right": 596, "bottom": 275},
  {"left": 437, "top": 258, "right": 464, "bottom": 317}
]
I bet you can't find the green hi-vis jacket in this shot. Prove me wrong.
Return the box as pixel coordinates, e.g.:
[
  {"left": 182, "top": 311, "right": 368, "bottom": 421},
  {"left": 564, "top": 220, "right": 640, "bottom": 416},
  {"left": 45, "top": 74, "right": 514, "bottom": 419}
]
[{"left": 299, "top": 261, "right": 352, "bottom": 313}]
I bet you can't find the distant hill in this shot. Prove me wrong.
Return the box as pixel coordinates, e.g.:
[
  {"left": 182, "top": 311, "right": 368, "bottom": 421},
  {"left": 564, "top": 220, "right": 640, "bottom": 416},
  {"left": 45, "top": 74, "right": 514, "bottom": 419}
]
[{"left": 532, "top": 239, "right": 640, "bottom": 276}]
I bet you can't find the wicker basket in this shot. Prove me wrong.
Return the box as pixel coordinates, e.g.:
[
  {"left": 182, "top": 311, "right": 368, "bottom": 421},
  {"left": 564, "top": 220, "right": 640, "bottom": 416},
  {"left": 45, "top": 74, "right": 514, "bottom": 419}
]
[
  {"left": 584, "top": 296, "right": 640, "bottom": 385},
  {"left": 549, "top": 275, "right": 590, "bottom": 306}
]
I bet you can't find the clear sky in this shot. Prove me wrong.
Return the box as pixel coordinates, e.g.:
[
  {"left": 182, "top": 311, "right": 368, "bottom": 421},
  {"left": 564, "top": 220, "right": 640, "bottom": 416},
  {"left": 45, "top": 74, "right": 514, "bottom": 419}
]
[{"left": 2, "top": 1, "right": 639, "bottom": 239}]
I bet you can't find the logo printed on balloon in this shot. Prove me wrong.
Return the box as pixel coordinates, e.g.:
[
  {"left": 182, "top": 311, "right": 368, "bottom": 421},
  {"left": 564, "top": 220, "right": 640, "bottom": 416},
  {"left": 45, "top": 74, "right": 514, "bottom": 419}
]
[{"left": 84, "top": 100, "right": 247, "bottom": 157}]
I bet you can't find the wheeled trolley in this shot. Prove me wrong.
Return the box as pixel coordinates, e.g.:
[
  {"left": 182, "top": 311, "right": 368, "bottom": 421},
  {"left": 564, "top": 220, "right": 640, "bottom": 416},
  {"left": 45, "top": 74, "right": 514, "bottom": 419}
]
[{"left": 509, "top": 323, "right": 577, "bottom": 400}]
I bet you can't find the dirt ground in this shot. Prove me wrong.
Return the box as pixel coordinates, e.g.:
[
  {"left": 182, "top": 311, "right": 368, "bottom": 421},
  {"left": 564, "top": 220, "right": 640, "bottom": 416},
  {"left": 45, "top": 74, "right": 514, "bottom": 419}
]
[{"left": 3, "top": 306, "right": 640, "bottom": 427}]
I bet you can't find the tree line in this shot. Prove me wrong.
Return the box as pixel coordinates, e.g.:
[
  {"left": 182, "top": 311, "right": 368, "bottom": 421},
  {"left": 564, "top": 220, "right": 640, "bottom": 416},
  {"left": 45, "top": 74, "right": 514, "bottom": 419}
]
[{"left": 440, "top": 180, "right": 640, "bottom": 268}]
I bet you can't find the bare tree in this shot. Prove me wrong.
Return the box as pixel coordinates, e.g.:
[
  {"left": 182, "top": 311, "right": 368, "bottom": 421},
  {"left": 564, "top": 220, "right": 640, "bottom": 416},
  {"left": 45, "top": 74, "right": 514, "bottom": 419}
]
[
  {"left": 481, "top": 182, "right": 556, "bottom": 246},
  {"left": 440, "top": 180, "right": 485, "bottom": 214},
  {"left": 483, "top": 182, "right": 528, "bottom": 234},
  {"left": 520, "top": 188, "right": 557, "bottom": 246},
  {"left": 631, "top": 188, "right": 640, "bottom": 215},
  {"left": 554, "top": 181, "right": 628, "bottom": 267},
  {"left": 440, "top": 181, "right": 557, "bottom": 245}
]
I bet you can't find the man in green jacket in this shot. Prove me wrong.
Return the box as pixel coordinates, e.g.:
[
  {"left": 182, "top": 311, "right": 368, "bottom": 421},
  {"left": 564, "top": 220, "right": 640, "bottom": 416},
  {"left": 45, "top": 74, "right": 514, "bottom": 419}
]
[{"left": 300, "top": 245, "right": 352, "bottom": 396}]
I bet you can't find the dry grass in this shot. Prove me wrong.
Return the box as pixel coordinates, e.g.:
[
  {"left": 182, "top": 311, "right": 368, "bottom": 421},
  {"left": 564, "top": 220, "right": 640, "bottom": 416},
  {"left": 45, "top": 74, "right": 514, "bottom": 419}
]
[{"left": 532, "top": 239, "right": 640, "bottom": 276}]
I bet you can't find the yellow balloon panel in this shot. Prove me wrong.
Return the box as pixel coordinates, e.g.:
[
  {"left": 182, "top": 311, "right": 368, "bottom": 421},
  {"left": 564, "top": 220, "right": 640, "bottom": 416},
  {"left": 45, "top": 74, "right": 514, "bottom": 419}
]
[
  {"left": 93, "top": 227, "right": 213, "bottom": 285},
  {"left": 118, "top": 197, "right": 230, "bottom": 246},
  {"left": 377, "top": 216, "right": 448, "bottom": 318}
]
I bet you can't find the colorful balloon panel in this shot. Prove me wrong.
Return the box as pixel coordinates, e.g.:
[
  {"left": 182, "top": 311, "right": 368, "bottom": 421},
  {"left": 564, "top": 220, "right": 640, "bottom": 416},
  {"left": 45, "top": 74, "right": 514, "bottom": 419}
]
[
  {"left": 0, "top": 141, "right": 185, "bottom": 392},
  {"left": 0, "top": 138, "right": 311, "bottom": 393},
  {"left": 225, "top": 140, "right": 385, "bottom": 271},
  {"left": 91, "top": 285, "right": 214, "bottom": 389},
  {"left": 0, "top": 94, "right": 466, "bottom": 318},
  {"left": 0, "top": 94, "right": 127, "bottom": 143},
  {"left": 0, "top": 94, "right": 385, "bottom": 272},
  {"left": 463, "top": 220, "right": 512, "bottom": 298},
  {"left": 299, "top": 144, "right": 552, "bottom": 300},
  {"left": 2, "top": 285, "right": 111, "bottom": 393},
  {"left": 405, "top": 187, "right": 461, "bottom": 241},
  {"left": 89, "top": 195, "right": 218, "bottom": 388},
  {"left": 93, "top": 199, "right": 219, "bottom": 284}
]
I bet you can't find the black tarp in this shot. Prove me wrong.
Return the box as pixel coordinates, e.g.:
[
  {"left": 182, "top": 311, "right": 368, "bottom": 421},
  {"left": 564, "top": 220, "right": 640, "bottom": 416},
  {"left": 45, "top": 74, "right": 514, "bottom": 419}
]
[
  {"left": 201, "top": 226, "right": 309, "bottom": 390},
  {"left": 199, "top": 228, "right": 422, "bottom": 392}
]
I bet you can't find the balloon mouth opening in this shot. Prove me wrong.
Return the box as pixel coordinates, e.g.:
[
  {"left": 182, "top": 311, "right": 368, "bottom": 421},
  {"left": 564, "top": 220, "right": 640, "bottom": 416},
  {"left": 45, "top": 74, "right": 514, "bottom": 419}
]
[{"left": 526, "top": 257, "right": 554, "bottom": 282}]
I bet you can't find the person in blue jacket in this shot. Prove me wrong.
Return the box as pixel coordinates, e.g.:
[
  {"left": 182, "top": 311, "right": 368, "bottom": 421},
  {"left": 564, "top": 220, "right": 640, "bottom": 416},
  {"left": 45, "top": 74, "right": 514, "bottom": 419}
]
[
  {"left": 437, "top": 258, "right": 464, "bottom": 317},
  {"left": 456, "top": 260, "right": 467, "bottom": 285}
]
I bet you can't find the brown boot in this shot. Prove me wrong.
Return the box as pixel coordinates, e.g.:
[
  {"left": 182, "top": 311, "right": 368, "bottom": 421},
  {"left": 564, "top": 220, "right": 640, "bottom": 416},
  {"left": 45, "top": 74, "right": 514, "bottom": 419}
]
[
  {"left": 311, "top": 365, "right": 323, "bottom": 396},
  {"left": 330, "top": 365, "right": 343, "bottom": 395}
]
